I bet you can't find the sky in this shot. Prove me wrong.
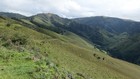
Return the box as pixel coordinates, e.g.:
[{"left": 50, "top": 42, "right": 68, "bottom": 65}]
[{"left": 0, "top": 0, "right": 140, "bottom": 21}]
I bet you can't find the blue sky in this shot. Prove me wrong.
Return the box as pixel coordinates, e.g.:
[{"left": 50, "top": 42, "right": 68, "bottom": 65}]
[{"left": 0, "top": 0, "right": 140, "bottom": 21}]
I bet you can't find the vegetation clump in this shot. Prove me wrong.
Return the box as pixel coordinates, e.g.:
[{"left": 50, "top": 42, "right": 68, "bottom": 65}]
[{"left": 6, "top": 23, "right": 11, "bottom": 27}]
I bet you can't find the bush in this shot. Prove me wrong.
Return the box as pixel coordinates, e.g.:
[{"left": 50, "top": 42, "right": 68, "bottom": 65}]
[
  {"left": 97, "top": 57, "right": 101, "bottom": 59},
  {"left": 6, "top": 23, "right": 11, "bottom": 27},
  {"left": 11, "top": 34, "right": 27, "bottom": 45},
  {"left": 1, "top": 33, "right": 28, "bottom": 49},
  {"left": 93, "top": 53, "right": 96, "bottom": 57}
]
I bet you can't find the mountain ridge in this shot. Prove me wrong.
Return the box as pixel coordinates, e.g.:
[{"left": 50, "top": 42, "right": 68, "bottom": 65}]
[
  {"left": 5, "top": 12, "right": 140, "bottom": 65},
  {"left": 0, "top": 12, "right": 27, "bottom": 19},
  {"left": 0, "top": 12, "right": 140, "bottom": 79}
]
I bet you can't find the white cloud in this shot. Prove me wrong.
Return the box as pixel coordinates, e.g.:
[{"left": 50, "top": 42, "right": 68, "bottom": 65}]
[{"left": 0, "top": 0, "right": 140, "bottom": 21}]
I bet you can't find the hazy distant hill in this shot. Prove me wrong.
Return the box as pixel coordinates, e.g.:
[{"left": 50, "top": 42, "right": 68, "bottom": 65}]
[{"left": 0, "top": 12, "right": 26, "bottom": 19}]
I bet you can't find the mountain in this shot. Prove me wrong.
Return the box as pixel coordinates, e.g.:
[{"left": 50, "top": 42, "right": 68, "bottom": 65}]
[
  {"left": 74, "top": 16, "right": 140, "bottom": 65},
  {"left": 74, "top": 16, "right": 140, "bottom": 34},
  {"left": 29, "top": 13, "right": 104, "bottom": 45},
  {"left": 24, "top": 13, "right": 140, "bottom": 65},
  {"left": 0, "top": 12, "right": 140, "bottom": 79},
  {"left": 0, "top": 12, "right": 26, "bottom": 19}
]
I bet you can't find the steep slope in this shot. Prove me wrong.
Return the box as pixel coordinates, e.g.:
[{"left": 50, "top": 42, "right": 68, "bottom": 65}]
[
  {"left": 74, "top": 16, "right": 140, "bottom": 65},
  {"left": 0, "top": 16, "right": 93, "bottom": 79},
  {"left": 0, "top": 13, "right": 140, "bottom": 79}
]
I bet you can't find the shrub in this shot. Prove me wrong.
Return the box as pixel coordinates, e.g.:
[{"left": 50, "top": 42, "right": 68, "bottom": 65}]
[
  {"left": 93, "top": 54, "right": 96, "bottom": 57},
  {"left": 6, "top": 23, "right": 11, "bottom": 27},
  {"left": 11, "top": 34, "right": 27, "bottom": 45},
  {"left": 97, "top": 57, "right": 100, "bottom": 59},
  {"left": 2, "top": 41, "right": 11, "bottom": 47},
  {"left": 76, "top": 73, "right": 85, "bottom": 79}
]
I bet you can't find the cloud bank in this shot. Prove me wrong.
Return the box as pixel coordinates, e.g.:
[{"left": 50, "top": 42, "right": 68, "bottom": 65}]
[{"left": 0, "top": 0, "right": 140, "bottom": 21}]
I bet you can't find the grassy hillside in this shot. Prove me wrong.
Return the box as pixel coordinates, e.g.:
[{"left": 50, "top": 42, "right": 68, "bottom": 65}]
[{"left": 0, "top": 15, "right": 140, "bottom": 79}]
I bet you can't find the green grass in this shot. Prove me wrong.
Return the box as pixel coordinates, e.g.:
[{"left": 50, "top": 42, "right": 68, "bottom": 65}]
[
  {"left": 0, "top": 47, "right": 35, "bottom": 79},
  {"left": 0, "top": 47, "right": 84, "bottom": 79}
]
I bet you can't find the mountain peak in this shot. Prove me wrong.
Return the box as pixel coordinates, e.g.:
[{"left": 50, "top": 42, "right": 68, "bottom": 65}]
[
  {"left": 46, "top": 13, "right": 57, "bottom": 16},
  {"left": 35, "top": 13, "right": 60, "bottom": 18}
]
